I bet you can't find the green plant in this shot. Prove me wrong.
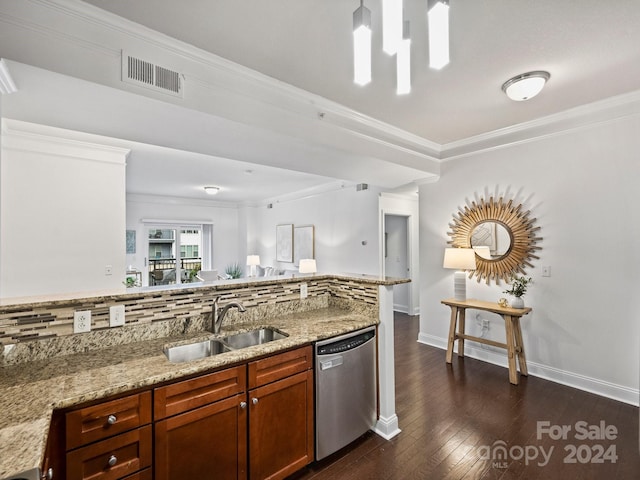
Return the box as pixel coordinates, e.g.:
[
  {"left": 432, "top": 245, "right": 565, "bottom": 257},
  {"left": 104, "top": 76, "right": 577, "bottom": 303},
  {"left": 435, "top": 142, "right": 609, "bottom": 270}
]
[
  {"left": 503, "top": 275, "right": 532, "bottom": 298},
  {"left": 123, "top": 277, "right": 139, "bottom": 288},
  {"left": 225, "top": 262, "right": 243, "bottom": 279}
]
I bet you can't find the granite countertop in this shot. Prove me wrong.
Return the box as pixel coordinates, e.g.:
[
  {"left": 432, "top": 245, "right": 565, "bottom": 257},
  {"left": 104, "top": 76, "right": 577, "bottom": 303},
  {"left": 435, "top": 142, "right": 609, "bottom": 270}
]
[{"left": 0, "top": 307, "right": 377, "bottom": 478}]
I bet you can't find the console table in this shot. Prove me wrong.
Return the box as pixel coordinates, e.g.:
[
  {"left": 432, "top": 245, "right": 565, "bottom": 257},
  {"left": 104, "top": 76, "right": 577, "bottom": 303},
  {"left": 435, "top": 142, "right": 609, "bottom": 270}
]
[{"left": 441, "top": 298, "right": 532, "bottom": 385}]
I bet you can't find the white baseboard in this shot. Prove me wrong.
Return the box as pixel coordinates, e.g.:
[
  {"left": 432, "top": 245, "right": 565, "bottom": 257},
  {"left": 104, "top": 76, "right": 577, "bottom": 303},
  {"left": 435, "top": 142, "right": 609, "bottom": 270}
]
[
  {"left": 417, "top": 333, "right": 639, "bottom": 407},
  {"left": 393, "top": 303, "right": 409, "bottom": 314},
  {"left": 374, "top": 414, "right": 401, "bottom": 440}
]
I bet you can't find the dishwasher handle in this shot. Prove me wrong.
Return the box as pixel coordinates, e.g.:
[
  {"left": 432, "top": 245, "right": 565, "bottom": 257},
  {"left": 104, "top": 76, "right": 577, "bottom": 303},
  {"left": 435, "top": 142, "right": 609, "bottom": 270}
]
[{"left": 320, "top": 356, "right": 343, "bottom": 370}]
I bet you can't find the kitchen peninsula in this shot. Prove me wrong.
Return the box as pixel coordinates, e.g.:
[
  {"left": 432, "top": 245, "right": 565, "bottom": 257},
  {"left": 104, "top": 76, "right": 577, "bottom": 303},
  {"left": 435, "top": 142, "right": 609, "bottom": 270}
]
[{"left": 0, "top": 273, "right": 408, "bottom": 479}]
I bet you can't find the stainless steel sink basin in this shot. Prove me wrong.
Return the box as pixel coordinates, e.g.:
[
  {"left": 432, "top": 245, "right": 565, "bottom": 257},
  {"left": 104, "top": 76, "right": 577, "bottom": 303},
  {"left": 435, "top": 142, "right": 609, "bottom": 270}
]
[
  {"left": 164, "top": 339, "right": 231, "bottom": 363},
  {"left": 164, "top": 328, "right": 287, "bottom": 363},
  {"left": 221, "top": 328, "right": 287, "bottom": 349}
]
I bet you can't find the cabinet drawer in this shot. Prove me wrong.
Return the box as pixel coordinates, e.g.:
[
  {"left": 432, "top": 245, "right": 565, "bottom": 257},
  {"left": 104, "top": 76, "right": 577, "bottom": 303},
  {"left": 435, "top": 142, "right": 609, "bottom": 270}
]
[
  {"left": 154, "top": 365, "right": 246, "bottom": 419},
  {"left": 66, "top": 425, "right": 152, "bottom": 480},
  {"left": 248, "top": 345, "right": 312, "bottom": 389},
  {"left": 66, "top": 391, "right": 152, "bottom": 450},
  {"left": 122, "top": 468, "right": 152, "bottom": 480}
]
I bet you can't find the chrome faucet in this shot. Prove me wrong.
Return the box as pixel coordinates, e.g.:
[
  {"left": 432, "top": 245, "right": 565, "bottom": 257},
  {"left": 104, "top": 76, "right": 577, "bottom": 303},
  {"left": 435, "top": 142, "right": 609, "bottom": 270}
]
[{"left": 212, "top": 297, "right": 247, "bottom": 334}]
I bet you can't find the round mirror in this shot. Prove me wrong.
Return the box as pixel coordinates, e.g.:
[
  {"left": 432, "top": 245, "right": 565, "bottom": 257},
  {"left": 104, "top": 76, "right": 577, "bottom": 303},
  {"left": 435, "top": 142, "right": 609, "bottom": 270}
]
[
  {"left": 447, "top": 196, "right": 542, "bottom": 284},
  {"left": 470, "top": 221, "right": 512, "bottom": 260}
]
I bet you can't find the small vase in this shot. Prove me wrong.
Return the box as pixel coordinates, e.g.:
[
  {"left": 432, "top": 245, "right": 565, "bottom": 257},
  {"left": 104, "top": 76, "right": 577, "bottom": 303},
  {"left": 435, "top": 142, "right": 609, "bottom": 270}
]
[{"left": 510, "top": 297, "right": 524, "bottom": 309}]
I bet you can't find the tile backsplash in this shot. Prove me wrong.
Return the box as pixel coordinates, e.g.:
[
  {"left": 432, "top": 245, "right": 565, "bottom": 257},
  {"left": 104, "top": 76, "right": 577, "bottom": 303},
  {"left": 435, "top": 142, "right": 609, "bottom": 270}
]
[{"left": 0, "top": 277, "right": 379, "bottom": 347}]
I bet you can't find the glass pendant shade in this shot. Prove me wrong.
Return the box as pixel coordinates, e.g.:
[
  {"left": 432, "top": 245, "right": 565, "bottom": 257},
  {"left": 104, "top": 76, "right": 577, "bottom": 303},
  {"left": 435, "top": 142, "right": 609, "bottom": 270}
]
[
  {"left": 428, "top": 0, "right": 450, "bottom": 70},
  {"left": 353, "top": 3, "right": 372, "bottom": 86}
]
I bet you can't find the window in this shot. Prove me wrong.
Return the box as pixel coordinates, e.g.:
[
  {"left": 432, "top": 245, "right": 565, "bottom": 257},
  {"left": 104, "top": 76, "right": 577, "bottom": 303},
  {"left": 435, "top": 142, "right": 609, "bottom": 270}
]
[{"left": 144, "top": 222, "right": 212, "bottom": 286}]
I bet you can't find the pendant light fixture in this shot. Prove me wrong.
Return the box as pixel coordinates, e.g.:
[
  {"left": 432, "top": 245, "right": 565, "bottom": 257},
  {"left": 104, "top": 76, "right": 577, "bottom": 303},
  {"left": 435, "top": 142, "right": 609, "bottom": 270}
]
[
  {"left": 502, "top": 71, "right": 550, "bottom": 101},
  {"left": 428, "top": 0, "right": 450, "bottom": 70},
  {"left": 353, "top": 0, "right": 372, "bottom": 86},
  {"left": 396, "top": 20, "right": 411, "bottom": 95},
  {"left": 382, "top": 0, "right": 403, "bottom": 55}
]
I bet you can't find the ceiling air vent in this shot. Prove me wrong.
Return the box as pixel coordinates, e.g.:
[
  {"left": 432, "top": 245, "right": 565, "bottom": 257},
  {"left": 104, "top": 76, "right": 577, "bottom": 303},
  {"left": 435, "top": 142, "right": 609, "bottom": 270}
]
[{"left": 122, "top": 52, "right": 183, "bottom": 98}]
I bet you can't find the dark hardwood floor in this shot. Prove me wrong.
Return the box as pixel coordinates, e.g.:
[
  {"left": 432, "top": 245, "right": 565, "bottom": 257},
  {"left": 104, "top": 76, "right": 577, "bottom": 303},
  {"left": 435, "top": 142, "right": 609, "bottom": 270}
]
[{"left": 290, "top": 313, "right": 639, "bottom": 479}]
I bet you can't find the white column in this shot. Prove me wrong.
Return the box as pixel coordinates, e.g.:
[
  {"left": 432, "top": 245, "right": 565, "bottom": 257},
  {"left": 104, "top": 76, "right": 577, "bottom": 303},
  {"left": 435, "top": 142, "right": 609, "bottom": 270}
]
[{"left": 374, "top": 284, "right": 401, "bottom": 439}]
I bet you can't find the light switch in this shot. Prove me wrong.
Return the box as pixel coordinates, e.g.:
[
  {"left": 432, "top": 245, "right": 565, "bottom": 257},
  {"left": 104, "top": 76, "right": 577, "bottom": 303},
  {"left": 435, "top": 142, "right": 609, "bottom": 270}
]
[{"left": 542, "top": 266, "right": 551, "bottom": 277}]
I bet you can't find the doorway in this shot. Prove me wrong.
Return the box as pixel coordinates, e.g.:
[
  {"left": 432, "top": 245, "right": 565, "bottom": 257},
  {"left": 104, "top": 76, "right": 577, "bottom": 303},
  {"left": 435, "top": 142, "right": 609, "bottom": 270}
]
[{"left": 384, "top": 214, "right": 410, "bottom": 313}]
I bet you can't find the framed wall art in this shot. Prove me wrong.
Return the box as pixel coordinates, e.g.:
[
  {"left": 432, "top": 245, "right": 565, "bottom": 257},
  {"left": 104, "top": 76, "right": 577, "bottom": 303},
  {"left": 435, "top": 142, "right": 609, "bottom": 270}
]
[
  {"left": 294, "top": 225, "right": 315, "bottom": 265},
  {"left": 276, "top": 224, "right": 294, "bottom": 262}
]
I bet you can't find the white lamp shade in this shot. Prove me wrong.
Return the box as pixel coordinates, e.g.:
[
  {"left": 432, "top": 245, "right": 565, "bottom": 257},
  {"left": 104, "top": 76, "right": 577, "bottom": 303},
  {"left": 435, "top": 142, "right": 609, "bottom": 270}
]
[
  {"left": 443, "top": 248, "right": 476, "bottom": 270},
  {"left": 246, "top": 255, "right": 260, "bottom": 266},
  {"left": 299, "top": 259, "right": 317, "bottom": 274}
]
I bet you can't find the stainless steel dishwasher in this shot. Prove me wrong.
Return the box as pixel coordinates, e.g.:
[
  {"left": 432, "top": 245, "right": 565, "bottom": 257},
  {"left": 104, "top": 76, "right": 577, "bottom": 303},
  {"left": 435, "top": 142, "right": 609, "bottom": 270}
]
[{"left": 315, "top": 326, "right": 377, "bottom": 460}]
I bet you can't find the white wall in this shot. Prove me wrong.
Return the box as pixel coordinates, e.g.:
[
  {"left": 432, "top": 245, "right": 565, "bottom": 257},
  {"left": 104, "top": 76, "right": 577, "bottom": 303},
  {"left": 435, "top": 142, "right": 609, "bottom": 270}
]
[
  {"left": 246, "top": 185, "right": 382, "bottom": 275},
  {"left": 0, "top": 121, "right": 128, "bottom": 298},
  {"left": 126, "top": 195, "right": 241, "bottom": 280},
  {"left": 418, "top": 114, "right": 640, "bottom": 405},
  {"left": 385, "top": 215, "right": 409, "bottom": 312},
  {"left": 380, "top": 193, "right": 420, "bottom": 315}
]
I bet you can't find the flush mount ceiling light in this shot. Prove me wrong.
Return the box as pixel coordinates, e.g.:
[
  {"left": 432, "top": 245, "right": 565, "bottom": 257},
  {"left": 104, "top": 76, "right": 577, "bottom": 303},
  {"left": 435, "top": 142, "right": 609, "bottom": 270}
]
[
  {"left": 502, "top": 71, "right": 551, "bottom": 101},
  {"left": 204, "top": 186, "right": 220, "bottom": 195},
  {"left": 353, "top": 0, "right": 372, "bottom": 86}
]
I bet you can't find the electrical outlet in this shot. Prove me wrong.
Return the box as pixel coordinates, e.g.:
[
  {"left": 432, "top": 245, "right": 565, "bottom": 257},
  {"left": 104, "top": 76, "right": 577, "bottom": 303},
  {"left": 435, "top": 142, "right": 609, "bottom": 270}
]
[
  {"left": 109, "top": 305, "right": 125, "bottom": 327},
  {"left": 74, "top": 310, "right": 91, "bottom": 333},
  {"left": 300, "top": 283, "right": 308, "bottom": 299},
  {"left": 482, "top": 319, "right": 490, "bottom": 329},
  {"left": 105, "top": 265, "right": 113, "bottom": 276},
  {"left": 542, "top": 266, "right": 551, "bottom": 277}
]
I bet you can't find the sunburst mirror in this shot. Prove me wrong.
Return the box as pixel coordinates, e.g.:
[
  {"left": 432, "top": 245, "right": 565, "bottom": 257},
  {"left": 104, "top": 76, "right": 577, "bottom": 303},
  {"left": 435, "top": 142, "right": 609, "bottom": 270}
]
[{"left": 447, "top": 196, "right": 542, "bottom": 284}]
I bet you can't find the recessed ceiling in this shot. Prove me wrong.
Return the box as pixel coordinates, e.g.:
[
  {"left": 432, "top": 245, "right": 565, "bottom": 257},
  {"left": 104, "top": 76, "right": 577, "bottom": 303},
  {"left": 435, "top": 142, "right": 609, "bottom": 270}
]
[{"left": 82, "top": 0, "right": 640, "bottom": 144}]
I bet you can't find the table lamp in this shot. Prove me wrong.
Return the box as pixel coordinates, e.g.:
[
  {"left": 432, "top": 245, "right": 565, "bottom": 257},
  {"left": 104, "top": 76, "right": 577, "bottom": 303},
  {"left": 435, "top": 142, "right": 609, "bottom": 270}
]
[
  {"left": 443, "top": 248, "right": 476, "bottom": 301},
  {"left": 299, "top": 259, "right": 317, "bottom": 274},
  {"left": 246, "top": 255, "right": 260, "bottom": 277}
]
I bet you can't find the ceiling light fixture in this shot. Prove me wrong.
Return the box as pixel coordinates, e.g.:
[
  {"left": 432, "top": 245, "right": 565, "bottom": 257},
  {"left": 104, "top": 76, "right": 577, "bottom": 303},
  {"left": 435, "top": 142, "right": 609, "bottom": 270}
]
[
  {"left": 353, "top": 0, "right": 372, "bottom": 86},
  {"left": 396, "top": 20, "right": 411, "bottom": 95},
  {"left": 502, "top": 71, "right": 551, "bottom": 101},
  {"left": 204, "top": 186, "right": 220, "bottom": 195},
  {"left": 382, "top": 0, "right": 403, "bottom": 55},
  {"left": 428, "top": 0, "right": 450, "bottom": 70}
]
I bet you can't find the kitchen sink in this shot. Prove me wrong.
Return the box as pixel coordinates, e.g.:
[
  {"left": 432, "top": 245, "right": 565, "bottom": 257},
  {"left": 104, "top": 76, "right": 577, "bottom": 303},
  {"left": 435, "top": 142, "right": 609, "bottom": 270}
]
[
  {"left": 164, "top": 339, "right": 232, "bottom": 363},
  {"left": 164, "top": 328, "right": 288, "bottom": 363},
  {"left": 221, "top": 328, "right": 288, "bottom": 349}
]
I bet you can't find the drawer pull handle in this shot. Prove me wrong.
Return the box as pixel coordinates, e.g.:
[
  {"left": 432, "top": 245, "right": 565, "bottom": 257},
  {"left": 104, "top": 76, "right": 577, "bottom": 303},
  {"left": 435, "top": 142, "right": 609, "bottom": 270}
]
[
  {"left": 240, "top": 401, "right": 247, "bottom": 409},
  {"left": 107, "top": 414, "right": 117, "bottom": 425},
  {"left": 252, "top": 397, "right": 259, "bottom": 405},
  {"left": 107, "top": 455, "right": 117, "bottom": 467}
]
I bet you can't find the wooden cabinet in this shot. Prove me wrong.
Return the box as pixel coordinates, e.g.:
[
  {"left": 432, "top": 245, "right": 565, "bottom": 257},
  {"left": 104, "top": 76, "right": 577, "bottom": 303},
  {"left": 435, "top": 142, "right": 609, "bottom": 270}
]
[
  {"left": 64, "top": 392, "right": 152, "bottom": 480},
  {"left": 153, "top": 346, "right": 314, "bottom": 480},
  {"left": 154, "top": 366, "right": 247, "bottom": 480},
  {"left": 248, "top": 346, "right": 314, "bottom": 480},
  {"left": 57, "top": 345, "right": 313, "bottom": 480}
]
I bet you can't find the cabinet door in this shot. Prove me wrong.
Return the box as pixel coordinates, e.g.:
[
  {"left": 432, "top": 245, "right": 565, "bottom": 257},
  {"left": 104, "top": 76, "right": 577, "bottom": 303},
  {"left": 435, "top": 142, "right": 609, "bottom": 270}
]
[
  {"left": 155, "top": 394, "right": 247, "bottom": 480},
  {"left": 249, "top": 370, "right": 314, "bottom": 480}
]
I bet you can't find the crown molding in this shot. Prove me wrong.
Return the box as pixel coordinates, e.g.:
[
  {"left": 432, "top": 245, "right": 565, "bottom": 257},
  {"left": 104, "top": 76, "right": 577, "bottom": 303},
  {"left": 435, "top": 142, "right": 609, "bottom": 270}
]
[
  {"left": 0, "top": 59, "right": 17, "bottom": 94},
  {"left": 23, "top": 0, "right": 441, "bottom": 161},
  {"left": 441, "top": 89, "right": 640, "bottom": 160},
  {"left": 5, "top": 1, "right": 640, "bottom": 166},
  {"left": 2, "top": 118, "right": 130, "bottom": 164}
]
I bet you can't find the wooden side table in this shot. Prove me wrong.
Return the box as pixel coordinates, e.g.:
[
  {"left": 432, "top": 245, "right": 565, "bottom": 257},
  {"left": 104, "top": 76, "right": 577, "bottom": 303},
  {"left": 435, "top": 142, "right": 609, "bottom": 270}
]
[{"left": 441, "top": 298, "right": 532, "bottom": 385}]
